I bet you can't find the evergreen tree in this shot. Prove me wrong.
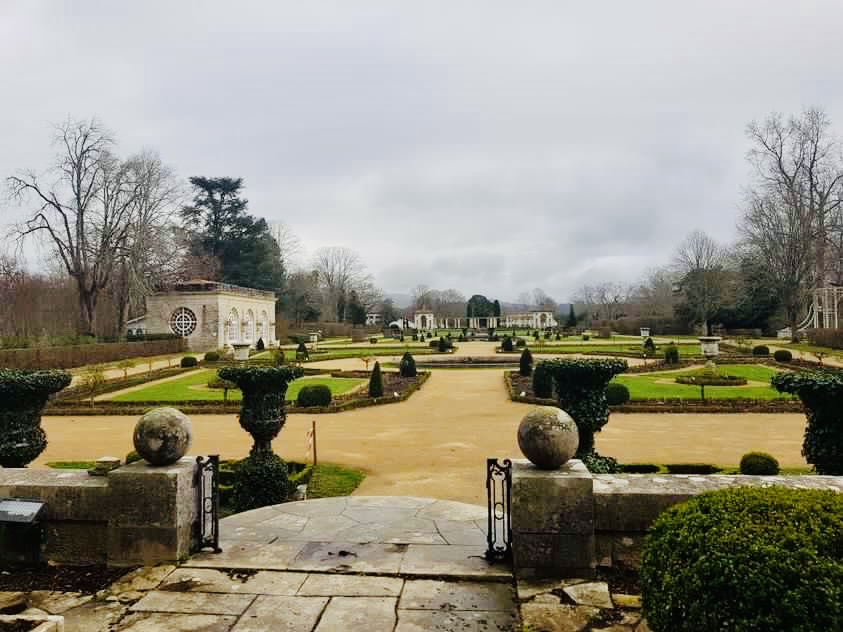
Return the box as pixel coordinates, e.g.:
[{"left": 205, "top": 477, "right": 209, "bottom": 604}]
[
  {"left": 566, "top": 305, "right": 577, "bottom": 328},
  {"left": 346, "top": 290, "right": 367, "bottom": 325},
  {"left": 519, "top": 348, "right": 533, "bottom": 376},
  {"left": 493, "top": 299, "right": 501, "bottom": 317},
  {"left": 399, "top": 352, "right": 417, "bottom": 377},
  {"left": 532, "top": 363, "right": 553, "bottom": 398},
  {"left": 369, "top": 361, "right": 384, "bottom": 397}
]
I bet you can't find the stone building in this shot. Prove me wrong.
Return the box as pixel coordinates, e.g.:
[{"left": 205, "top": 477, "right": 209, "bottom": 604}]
[{"left": 126, "top": 279, "right": 277, "bottom": 351}]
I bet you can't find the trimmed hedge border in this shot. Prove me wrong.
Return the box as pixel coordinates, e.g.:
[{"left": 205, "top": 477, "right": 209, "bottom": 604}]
[
  {"left": 504, "top": 370, "right": 804, "bottom": 413},
  {"left": 45, "top": 371, "right": 430, "bottom": 416},
  {"left": 0, "top": 338, "right": 187, "bottom": 369}
]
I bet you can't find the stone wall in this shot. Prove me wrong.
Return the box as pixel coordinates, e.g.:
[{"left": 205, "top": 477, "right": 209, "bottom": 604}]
[
  {"left": 0, "top": 458, "right": 200, "bottom": 567},
  {"left": 511, "top": 459, "right": 843, "bottom": 578}
]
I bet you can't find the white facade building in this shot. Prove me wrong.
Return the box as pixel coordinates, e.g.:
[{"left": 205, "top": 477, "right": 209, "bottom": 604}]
[
  {"left": 126, "top": 280, "right": 277, "bottom": 351},
  {"left": 365, "top": 312, "right": 383, "bottom": 326},
  {"left": 502, "top": 310, "right": 558, "bottom": 329}
]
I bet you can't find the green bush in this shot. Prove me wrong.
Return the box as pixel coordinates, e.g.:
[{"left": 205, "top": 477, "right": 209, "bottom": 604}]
[
  {"left": 606, "top": 382, "right": 630, "bottom": 405},
  {"left": 532, "top": 363, "right": 553, "bottom": 398},
  {"left": 740, "top": 451, "right": 780, "bottom": 475},
  {"left": 204, "top": 351, "right": 220, "bottom": 362},
  {"left": 501, "top": 336, "right": 514, "bottom": 352},
  {"left": 297, "top": 384, "right": 332, "bottom": 407},
  {"left": 519, "top": 348, "right": 533, "bottom": 377},
  {"left": 542, "top": 359, "right": 628, "bottom": 457},
  {"left": 665, "top": 463, "right": 721, "bottom": 474},
  {"left": 772, "top": 370, "right": 843, "bottom": 474},
  {"left": 752, "top": 344, "right": 770, "bottom": 356},
  {"left": 296, "top": 342, "right": 309, "bottom": 360},
  {"left": 232, "top": 453, "right": 289, "bottom": 513},
  {"left": 582, "top": 334, "right": 590, "bottom": 341},
  {"left": 272, "top": 349, "right": 286, "bottom": 366},
  {"left": 255, "top": 337, "right": 265, "bottom": 351},
  {"left": 643, "top": 337, "right": 656, "bottom": 354},
  {"left": 180, "top": 356, "right": 198, "bottom": 368},
  {"left": 369, "top": 337, "right": 378, "bottom": 344},
  {"left": 773, "top": 349, "right": 793, "bottom": 362},
  {"left": 663, "top": 344, "right": 680, "bottom": 365},
  {"left": 582, "top": 452, "right": 619, "bottom": 473},
  {"left": 369, "top": 361, "right": 384, "bottom": 398},
  {"left": 641, "top": 486, "right": 843, "bottom": 632},
  {"left": 437, "top": 336, "right": 449, "bottom": 352},
  {"left": 515, "top": 338, "right": 526, "bottom": 348},
  {"left": 399, "top": 351, "right": 417, "bottom": 378}
]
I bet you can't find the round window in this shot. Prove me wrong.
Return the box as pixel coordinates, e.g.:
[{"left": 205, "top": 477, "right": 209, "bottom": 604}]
[{"left": 169, "top": 307, "right": 197, "bottom": 336}]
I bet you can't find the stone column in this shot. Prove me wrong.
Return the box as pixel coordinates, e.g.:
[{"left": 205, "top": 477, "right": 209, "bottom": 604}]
[{"left": 511, "top": 458, "right": 595, "bottom": 578}]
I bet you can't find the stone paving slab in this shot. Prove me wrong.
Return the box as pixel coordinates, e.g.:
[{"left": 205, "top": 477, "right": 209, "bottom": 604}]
[
  {"left": 184, "top": 540, "right": 307, "bottom": 570},
  {"left": 159, "top": 568, "right": 307, "bottom": 595},
  {"left": 129, "top": 590, "right": 255, "bottom": 616},
  {"left": 287, "top": 542, "right": 408, "bottom": 574},
  {"left": 400, "top": 579, "right": 514, "bottom": 611},
  {"left": 115, "top": 612, "right": 238, "bottom": 631},
  {"left": 395, "top": 609, "right": 517, "bottom": 631},
  {"left": 399, "top": 545, "right": 510, "bottom": 578},
  {"left": 297, "top": 574, "right": 403, "bottom": 597},
  {"left": 232, "top": 595, "right": 328, "bottom": 632},
  {"left": 314, "top": 596, "right": 397, "bottom": 631}
]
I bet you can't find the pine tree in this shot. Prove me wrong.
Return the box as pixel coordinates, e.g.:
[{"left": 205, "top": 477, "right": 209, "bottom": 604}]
[
  {"left": 399, "top": 352, "right": 417, "bottom": 377},
  {"left": 519, "top": 348, "right": 533, "bottom": 376},
  {"left": 566, "top": 304, "right": 578, "bottom": 329}
]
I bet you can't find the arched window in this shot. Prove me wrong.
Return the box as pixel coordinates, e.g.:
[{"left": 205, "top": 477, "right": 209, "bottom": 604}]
[
  {"left": 169, "top": 307, "right": 197, "bottom": 337},
  {"left": 227, "top": 308, "right": 240, "bottom": 343},
  {"left": 259, "top": 310, "right": 269, "bottom": 342},
  {"left": 244, "top": 310, "right": 255, "bottom": 342}
]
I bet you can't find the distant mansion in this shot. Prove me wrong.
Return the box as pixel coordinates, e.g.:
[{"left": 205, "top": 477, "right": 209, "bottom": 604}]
[
  {"left": 367, "top": 308, "right": 558, "bottom": 331},
  {"left": 126, "top": 280, "right": 277, "bottom": 350}
]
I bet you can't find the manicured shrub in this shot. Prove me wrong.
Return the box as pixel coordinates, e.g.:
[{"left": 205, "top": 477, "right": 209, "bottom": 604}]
[
  {"left": 740, "top": 451, "right": 780, "bottom": 475},
  {"left": 272, "top": 349, "right": 286, "bottom": 366},
  {"left": 606, "top": 382, "right": 630, "bottom": 405},
  {"left": 533, "top": 331, "right": 540, "bottom": 341},
  {"left": 420, "top": 334, "right": 426, "bottom": 342},
  {"left": 582, "top": 334, "right": 590, "bottom": 341},
  {"left": 665, "top": 463, "right": 721, "bottom": 474},
  {"left": 532, "top": 362, "right": 553, "bottom": 398},
  {"left": 125, "top": 450, "right": 143, "bottom": 465},
  {"left": 369, "top": 336, "right": 378, "bottom": 344},
  {"left": 232, "top": 453, "right": 289, "bottom": 513},
  {"left": 555, "top": 333, "right": 561, "bottom": 341},
  {"left": 519, "top": 348, "right": 533, "bottom": 377},
  {"left": 773, "top": 349, "right": 793, "bottom": 362},
  {"left": 772, "top": 370, "right": 843, "bottom": 474},
  {"left": 296, "top": 342, "right": 309, "bottom": 360},
  {"left": 457, "top": 334, "right": 465, "bottom": 342},
  {"left": 515, "top": 338, "right": 526, "bottom": 348},
  {"left": 663, "top": 344, "right": 680, "bottom": 365},
  {"left": 582, "top": 452, "right": 619, "bottom": 473},
  {"left": 502, "top": 336, "right": 514, "bottom": 352},
  {"left": 643, "top": 337, "right": 656, "bottom": 354},
  {"left": 399, "top": 351, "right": 417, "bottom": 378},
  {"left": 542, "top": 359, "right": 628, "bottom": 458},
  {"left": 255, "top": 337, "right": 265, "bottom": 351},
  {"left": 641, "top": 487, "right": 843, "bottom": 632},
  {"left": 0, "top": 369, "right": 72, "bottom": 467},
  {"left": 752, "top": 344, "right": 770, "bottom": 356},
  {"left": 204, "top": 351, "right": 220, "bottom": 362},
  {"left": 368, "top": 361, "right": 384, "bottom": 398},
  {"left": 544, "top": 331, "right": 551, "bottom": 339},
  {"left": 412, "top": 334, "right": 419, "bottom": 341},
  {"left": 297, "top": 384, "right": 332, "bottom": 407},
  {"left": 437, "top": 337, "right": 452, "bottom": 352},
  {"left": 180, "top": 356, "right": 198, "bottom": 368}
]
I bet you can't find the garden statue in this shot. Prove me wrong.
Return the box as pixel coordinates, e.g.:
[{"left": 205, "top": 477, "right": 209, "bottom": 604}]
[
  {"left": 133, "top": 407, "right": 193, "bottom": 466},
  {"left": 217, "top": 366, "right": 303, "bottom": 511},
  {"left": 517, "top": 406, "right": 579, "bottom": 469},
  {"left": 0, "top": 369, "right": 71, "bottom": 467}
]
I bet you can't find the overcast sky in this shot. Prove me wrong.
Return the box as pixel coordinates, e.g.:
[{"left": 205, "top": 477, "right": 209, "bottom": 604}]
[{"left": 3, "top": 1, "right": 843, "bottom": 302}]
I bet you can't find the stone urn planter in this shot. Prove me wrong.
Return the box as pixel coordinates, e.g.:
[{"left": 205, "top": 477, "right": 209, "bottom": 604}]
[
  {"left": 0, "top": 369, "right": 72, "bottom": 467},
  {"left": 232, "top": 342, "right": 251, "bottom": 361},
  {"left": 217, "top": 366, "right": 303, "bottom": 511}
]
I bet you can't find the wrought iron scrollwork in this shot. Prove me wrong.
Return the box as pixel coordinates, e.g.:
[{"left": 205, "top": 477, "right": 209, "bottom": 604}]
[
  {"left": 485, "top": 458, "right": 512, "bottom": 562},
  {"left": 195, "top": 455, "right": 222, "bottom": 553}
]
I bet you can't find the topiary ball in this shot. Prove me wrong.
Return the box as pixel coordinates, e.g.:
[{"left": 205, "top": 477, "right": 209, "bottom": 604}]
[
  {"left": 133, "top": 407, "right": 192, "bottom": 466},
  {"left": 517, "top": 406, "right": 579, "bottom": 469},
  {"left": 606, "top": 382, "right": 630, "bottom": 405},
  {"left": 773, "top": 349, "right": 793, "bottom": 362},
  {"left": 232, "top": 453, "right": 288, "bottom": 512},
  {"left": 740, "top": 451, "right": 780, "bottom": 475},
  {"left": 641, "top": 487, "right": 843, "bottom": 632},
  {"left": 752, "top": 345, "right": 770, "bottom": 356}
]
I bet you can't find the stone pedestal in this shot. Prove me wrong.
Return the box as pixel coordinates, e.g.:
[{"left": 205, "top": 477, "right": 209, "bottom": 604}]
[{"left": 511, "top": 459, "right": 594, "bottom": 578}]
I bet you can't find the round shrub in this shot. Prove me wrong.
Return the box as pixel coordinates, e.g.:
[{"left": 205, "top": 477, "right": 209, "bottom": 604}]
[
  {"left": 181, "top": 356, "right": 198, "bottom": 368},
  {"left": 740, "top": 451, "right": 780, "bottom": 475},
  {"left": 399, "top": 351, "right": 417, "bottom": 378},
  {"left": 606, "top": 382, "right": 630, "bottom": 405},
  {"left": 641, "top": 486, "right": 843, "bottom": 632},
  {"left": 532, "top": 363, "right": 553, "bottom": 398},
  {"left": 663, "top": 344, "right": 680, "bottom": 365},
  {"left": 369, "top": 337, "right": 378, "bottom": 344},
  {"left": 519, "top": 348, "right": 533, "bottom": 377},
  {"left": 772, "top": 370, "right": 843, "bottom": 474},
  {"left": 297, "top": 384, "right": 332, "bottom": 407},
  {"left": 515, "top": 338, "right": 526, "bottom": 348},
  {"left": 773, "top": 349, "right": 793, "bottom": 362},
  {"left": 232, "top": 453, "right": 289, "bottom": 513},
  {"left": 752, "top": 344, "right": 770, "bottom": 356},
  {"left": 643, "top": 337, "right": 656, "bottom": 354},
  {"left": 204, "top": 351, "right": 220, "bottom": 362}
]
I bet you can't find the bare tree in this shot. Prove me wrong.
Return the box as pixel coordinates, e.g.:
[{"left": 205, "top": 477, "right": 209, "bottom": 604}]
[
  {"left": 575, "top": 282, "right": 629, "bottom": 322},
  {"left": 311, "top": 246, "right": 371, "bottom": 321},
  {"left": 672, "top": 230, "right": 731, "bottom": 334},
  {"left": 746, "top": 108, "right": 843, "bottom": 287},
  {"left": 630, "top": 267, "right": 677, "bottom": 319},
  {"left": 7, "top": 119, "right": 138, "bottom": 335},
  {"left": 532, "top": 288, "right": 555, "bottom": 309},
  {"left": 412, "top": 284, "right": 433, "bottom": 309},
  {"left": 271, "top": 221, "right": 303, "bottom": 270},
  {"left": 284, "top": 270, "right": 321, "bottom": 326}
]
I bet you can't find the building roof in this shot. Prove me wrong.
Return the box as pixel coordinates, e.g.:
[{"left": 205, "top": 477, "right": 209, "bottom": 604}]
[{"left": 158, "top": 279, "right": 276, "bottom": 300}]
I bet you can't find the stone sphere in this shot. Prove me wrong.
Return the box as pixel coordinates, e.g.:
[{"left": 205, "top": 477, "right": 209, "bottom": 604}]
[
  {"left": 517, "top": 407, "right": 579, "bottom": 469},
  {"left": 133, "top": 407, "right": 192, "bottom": 466}
]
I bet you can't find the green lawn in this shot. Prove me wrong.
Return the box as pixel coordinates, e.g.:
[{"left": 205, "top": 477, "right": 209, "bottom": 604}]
[
  {"left": 613, "top": 364, "right": 794, "bottom": 401},
  {"left": 521, "top": 343, "right": 702, "bottom": 356},
  {"left": 111, "top": 369, "right": 365, "bottom": 402},
  {"left": 307, "top": 463, "right": 367, "bottom": 498}
]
